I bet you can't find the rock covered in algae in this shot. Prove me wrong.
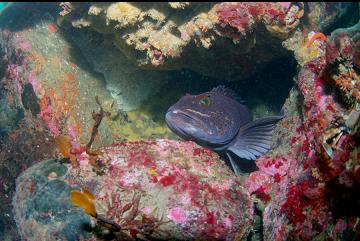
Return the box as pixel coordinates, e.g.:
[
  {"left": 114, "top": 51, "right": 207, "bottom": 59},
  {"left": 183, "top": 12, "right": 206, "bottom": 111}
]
[
  {"left": 13, "top": 139, "right": 253, "bottom": 241},
  {"left": 244, "top": 20, "right": 360, "bottom": 241},
  {"left": 59, "top": 2, "right": 302, "bottom": 81},
  {"left": 305, "top": 2, "right": 357, "bottom": 32},
  {"left": 59, "top": 2, "right": 356, "bottom": 82},
  {"left": 0, "top": 2, "right": 175, "bottom": 159}
]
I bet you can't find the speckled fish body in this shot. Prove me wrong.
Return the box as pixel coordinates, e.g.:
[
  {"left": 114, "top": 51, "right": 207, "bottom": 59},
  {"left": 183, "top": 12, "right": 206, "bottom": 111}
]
[{"left": 165, "top": 86, "right": 284, "bottom": 174}]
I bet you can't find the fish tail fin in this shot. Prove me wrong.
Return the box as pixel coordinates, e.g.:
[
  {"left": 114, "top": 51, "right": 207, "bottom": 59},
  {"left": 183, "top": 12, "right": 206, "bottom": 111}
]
[
  {"left": 225, "top": 115, "right": 284, "bottom": 174},
  {"left": 70, "top": 189, "right": 97, "bottom": 217}
]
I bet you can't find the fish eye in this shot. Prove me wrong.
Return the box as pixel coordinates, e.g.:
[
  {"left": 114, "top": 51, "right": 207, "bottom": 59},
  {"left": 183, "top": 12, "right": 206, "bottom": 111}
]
[{"left": 199, "top": 96, "right": 211, "bottom": 107}]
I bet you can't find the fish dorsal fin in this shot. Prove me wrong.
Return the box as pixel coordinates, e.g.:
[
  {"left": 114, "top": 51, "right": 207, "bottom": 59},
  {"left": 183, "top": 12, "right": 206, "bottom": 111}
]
[{"left": 210, "top": 85, "right": 243, "bottom": 102}]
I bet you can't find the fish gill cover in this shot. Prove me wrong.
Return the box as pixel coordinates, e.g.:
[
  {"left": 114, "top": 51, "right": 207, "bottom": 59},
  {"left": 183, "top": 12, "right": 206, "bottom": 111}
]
[{"left": 0, "top": 2, "right": 359, "bottom": 241}]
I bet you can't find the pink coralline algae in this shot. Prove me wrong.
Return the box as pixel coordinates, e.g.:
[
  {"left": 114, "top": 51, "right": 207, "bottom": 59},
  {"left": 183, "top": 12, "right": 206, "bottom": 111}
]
[
  {"left": 14, "top": 139, "right": 254, "bottom": 241},
  {"left": 159, "top": 174, "right": 176, "bottom": 187},
  {"left": 280, "top": 180, "right": 325, "bottom": 225},
  {"left": 216, "top": 2, "right": 289, "bottom": 32},
  {"left": 4, "top": 3, "right": 360, "bottom": 241},
  {"left": 39, "top": 96, "right": 60, "bottom": 136},
  {"left": 277, "top": 2, "right": 291, "bottom": 10},
  {"left": 168, "top": 207, "right": 187, "bottom": 224},
  {"left": 332, "top": 219, "right": 348, "bottom": 237},
  {"left": 244, "top": 22, "right": 360, "bottom": 240},
  {"left": 325, "top": 24, "right": 360, "bottom": 102}
]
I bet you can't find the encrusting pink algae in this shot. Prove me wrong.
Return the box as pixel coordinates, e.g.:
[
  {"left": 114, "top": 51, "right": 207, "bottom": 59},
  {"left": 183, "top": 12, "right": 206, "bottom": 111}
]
[{"left": 0, "top": 2, "right": 359, "bottom": 241}]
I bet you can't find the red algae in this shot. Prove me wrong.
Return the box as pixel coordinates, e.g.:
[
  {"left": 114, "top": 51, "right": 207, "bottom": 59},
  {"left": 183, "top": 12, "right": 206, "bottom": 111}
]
[
  {"left": 127, "top": 148, "right": 156, "bottom": 169},
  {"left": 206, "top": 211, "right": 215, "bottom": 225},
  {"left": 273, "top": 173, "right": 282, "bottom": 183},
  {"left": 5, "top": 3, "right": 359, "bottom": 241},
  {"left": 66, "top": 72, "right": 75, "bottom": 81},
  {"left": 253, "top": 186, "right": 271, "bottom": 202},
  {"left": 48, "top": 23, "right": 57, "bottom": 33},
  {"left": 244, "top": 21, "right": 359, "bottom": 240},
  {"left": 281, "top": 181, "right": 312, "bottom": 224},
  {"left": 192, "top": 147, "right": 215, "bottom": 157},
  {"left": 216, "top": 2, "right": 290, "bottom": 33},
  {"left": 159, "top": 175, "right": 176, "bottom": 187}
]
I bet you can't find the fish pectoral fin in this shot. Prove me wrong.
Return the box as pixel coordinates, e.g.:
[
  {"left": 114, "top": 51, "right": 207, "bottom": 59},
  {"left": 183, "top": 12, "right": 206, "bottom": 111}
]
[
  {"left": 227, "top": 115, "right": 284, "bottom": 161},
  {"left": 225, "top": 152, "right": 243, "bottom": 175},
  {"left": 224, "top": 151, "right": 259, "bottom": 174}
]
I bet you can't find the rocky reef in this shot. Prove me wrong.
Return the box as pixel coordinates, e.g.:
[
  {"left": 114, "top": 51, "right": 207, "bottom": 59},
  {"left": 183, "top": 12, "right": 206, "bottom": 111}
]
[
  {"left": 247, "top": 24, "right": 360, "bottom": 238},
  {"left": 0, "top": 2, "right": 359, "bottom": 241},
  {"left": 13, "top": 140, "right": 253, "bottom": 241},
  {"left": 59, "top": 2, "right": 355, "bottom": 81},
  {"left": 59, "top": 2, "right": 299, "bottom": 81}
]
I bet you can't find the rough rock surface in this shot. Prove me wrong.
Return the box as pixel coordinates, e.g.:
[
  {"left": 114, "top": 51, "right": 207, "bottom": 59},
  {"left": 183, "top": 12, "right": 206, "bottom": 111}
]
[
  {"left": 65, "top": 28, "right": 169, "bottom": 111},
  {"left": 60, "top": 2, "right": 300, "bottom": 81},
  {"left": 13, "top": 140, "right": 253, "bottom": 241},
  {"left": 0, "top": 3, "right": 173, "bottom": 240},
  {"left": 0, "top": 2, "right": 175, "bottom": 148},
  {"left": 245, "top": 20, "right": 360, "bottom": 240},
  {"left": 1, "top": 2, "right": 360, "bottom": 241},
  {"left": 60, "top": 2, "right": 356, "bottom": 83}
]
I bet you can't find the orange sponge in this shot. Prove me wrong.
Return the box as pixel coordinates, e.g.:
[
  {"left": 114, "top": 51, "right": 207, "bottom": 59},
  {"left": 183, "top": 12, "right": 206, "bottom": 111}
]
[
  {"left": 70, "top": 188, "right": 97, "bottom": 217},
  {"left": 305, "top": 32, "right": 327, "bottom": 48}
]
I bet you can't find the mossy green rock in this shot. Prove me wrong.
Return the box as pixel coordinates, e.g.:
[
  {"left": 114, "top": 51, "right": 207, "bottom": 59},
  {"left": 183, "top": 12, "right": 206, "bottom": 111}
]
[{"left": 13, "top": 159, "right": 91, "bottom": 241}]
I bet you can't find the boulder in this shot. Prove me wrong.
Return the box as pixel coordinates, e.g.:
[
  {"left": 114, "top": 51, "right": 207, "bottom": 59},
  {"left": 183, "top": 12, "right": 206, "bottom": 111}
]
[{"left": 13, "top": 140, "right": 254, "bottom": 241}]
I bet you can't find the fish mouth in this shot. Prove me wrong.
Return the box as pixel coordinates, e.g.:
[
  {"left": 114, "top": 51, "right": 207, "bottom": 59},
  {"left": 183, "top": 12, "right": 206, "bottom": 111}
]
[
  {"left": 165, "top": 109, "right": 199, "bottom": 139},
  {"left": 167, "top": 109, "right": 197, "bottom": 121}
]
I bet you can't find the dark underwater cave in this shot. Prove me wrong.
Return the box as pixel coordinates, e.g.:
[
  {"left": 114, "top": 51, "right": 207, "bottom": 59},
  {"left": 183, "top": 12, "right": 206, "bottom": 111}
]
[{"left": 141, "top": 52, "right": 297, "bottom": 124}]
